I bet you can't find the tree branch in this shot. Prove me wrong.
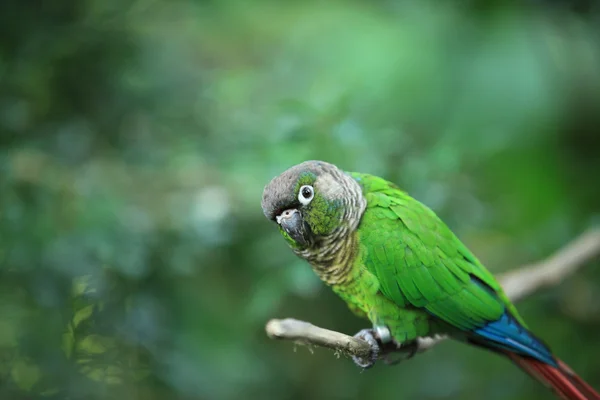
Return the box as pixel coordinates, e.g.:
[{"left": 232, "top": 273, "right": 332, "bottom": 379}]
[
  {"left": 500, "top": 229, "right": 600, "bottom": 302},
  {"left": 265, "top": 228, "right": 600, "bottom": 362}
]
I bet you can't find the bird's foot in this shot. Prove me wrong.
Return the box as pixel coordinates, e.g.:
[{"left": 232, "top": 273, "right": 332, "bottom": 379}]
[
  {"left": 381, "top": 339, "right": 419, "bottom": 366},
  {"left": 351, "top": 328, "right": 381, "bottom": 369},
  {"left": 351, "top": 325, "right": 394, "bottom": 369},
  {"left": 351, "top": 326, "right": 422, "bottom": 369}
]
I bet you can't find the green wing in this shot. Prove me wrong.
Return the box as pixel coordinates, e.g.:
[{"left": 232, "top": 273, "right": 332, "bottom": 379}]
[{"left": 351, "top": 172, "right": 525, "bottom": 332}]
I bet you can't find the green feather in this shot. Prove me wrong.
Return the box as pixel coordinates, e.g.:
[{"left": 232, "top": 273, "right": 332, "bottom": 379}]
[{"left": 352, "top": 171, "right": 518, "bottom": 336}]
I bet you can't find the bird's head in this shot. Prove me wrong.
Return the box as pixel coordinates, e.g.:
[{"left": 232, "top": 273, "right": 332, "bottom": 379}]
[{"left": 261, "top": 160, "right": 365, "bottom": 252}]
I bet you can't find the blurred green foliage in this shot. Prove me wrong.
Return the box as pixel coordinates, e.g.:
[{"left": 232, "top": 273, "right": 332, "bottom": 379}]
[{"left": 1, "top": 0, "right": 599, "bottom": 399}]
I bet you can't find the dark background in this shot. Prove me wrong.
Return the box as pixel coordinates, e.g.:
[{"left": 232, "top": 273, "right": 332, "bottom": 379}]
[{"left": 0, "top": 0, "right": 599, "bottom": 399}]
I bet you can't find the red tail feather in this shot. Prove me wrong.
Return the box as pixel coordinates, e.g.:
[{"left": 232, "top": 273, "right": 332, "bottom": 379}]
[{"left": 506, "top": 352, "right": 600, "bottom": 400}]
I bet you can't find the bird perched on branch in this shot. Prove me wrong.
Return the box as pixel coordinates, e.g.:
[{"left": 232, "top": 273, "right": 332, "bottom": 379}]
[{"left": 262, "top": 160, "right": 599, "bottom": 400}]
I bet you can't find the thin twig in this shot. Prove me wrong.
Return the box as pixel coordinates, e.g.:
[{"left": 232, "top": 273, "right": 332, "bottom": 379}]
[
  {"left": 265, "top": 228, "right": 600, "bottom": 360},
  {"left": 500, "top": 229, "right": 600, "bottom": 302},
  {"left": 265, "top": 319, "right": 374, "bottom": 359}
]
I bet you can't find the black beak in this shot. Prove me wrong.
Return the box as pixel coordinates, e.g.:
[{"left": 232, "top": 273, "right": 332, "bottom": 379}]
[{"left": 277, "top": 209, "right": 309, "bottom": 246}]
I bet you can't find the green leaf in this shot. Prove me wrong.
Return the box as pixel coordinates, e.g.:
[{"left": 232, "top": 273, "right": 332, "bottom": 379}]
[
  {"left": 11, "top": 359, "right": 40, "bottom": 391},
  {"left": 77, "top": 335, "right": 114, "bottom": 354},
  {"left": 72, "top": 275, "right": 94, "bottom": 297},
  {"left": 72, "top": 304, "right": 94, "bottom": 328},
  {"left": 84, "top": 367, "right": 105, "bottom": 382},
  {"left": 40, "top": 387, "right": 60, "bottom": 397}
]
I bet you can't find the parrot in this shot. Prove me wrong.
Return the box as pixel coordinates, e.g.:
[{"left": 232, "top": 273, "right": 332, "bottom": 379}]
[{"left": 261, "top": 160, "right": 600, "bottom": 400}]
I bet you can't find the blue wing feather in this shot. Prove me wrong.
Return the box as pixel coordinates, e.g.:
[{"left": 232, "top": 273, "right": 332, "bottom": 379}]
[{"left": 468, "top": 278, "right": 557, "bottom": 367}]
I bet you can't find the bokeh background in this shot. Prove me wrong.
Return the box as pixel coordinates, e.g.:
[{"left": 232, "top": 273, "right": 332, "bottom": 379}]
[{"left": 1, "top": 0, "right": 599, "bottom": 399}]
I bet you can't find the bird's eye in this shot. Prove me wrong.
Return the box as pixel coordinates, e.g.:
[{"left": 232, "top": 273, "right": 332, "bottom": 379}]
[{"left": 298, "top": 185, "right": 314, "bottom": 205}]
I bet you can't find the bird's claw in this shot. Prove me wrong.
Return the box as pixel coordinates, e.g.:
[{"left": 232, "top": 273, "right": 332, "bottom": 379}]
[
  {"left": 402, "top": 339, "right": 420, "bottom": 359},
  {"left": 382, "top": 340, "right": 419, "bottom": 365},
  {"left": 351, "top": 326, "right": 422, "bottom": 369},
  {"left": 352, "top": 329, "right": 380, "bottom": 369}
]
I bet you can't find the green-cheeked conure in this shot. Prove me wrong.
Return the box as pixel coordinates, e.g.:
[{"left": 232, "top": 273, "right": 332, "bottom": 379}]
[{"left": 261, "top": 160, "right": 599, "bottom": 400}]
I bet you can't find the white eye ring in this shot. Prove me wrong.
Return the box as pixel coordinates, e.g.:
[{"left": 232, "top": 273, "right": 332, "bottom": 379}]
[{"left": 298, "top": 185, "right": 314, "bottom": 205}]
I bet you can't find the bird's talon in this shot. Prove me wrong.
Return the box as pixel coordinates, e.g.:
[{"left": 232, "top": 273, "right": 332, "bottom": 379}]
[
  {"left": 384, "top": 339, "right": 420, "bottom": 366},
  {"left": 352, "top": 329, "right": 380, "bottom": 369},
  {"left": 404, "top": 340, "right": 419, "bottom": 359}
]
